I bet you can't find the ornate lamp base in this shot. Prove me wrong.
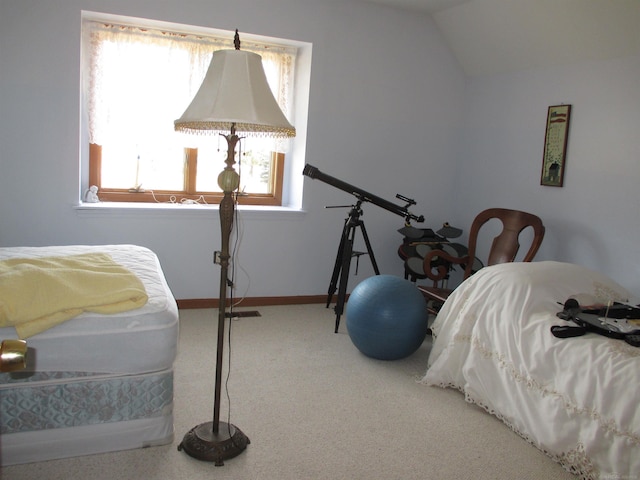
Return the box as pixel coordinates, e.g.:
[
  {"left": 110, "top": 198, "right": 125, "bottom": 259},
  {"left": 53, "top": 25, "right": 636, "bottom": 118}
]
[{"left": 178, "top": 421, "right": 250, "bottom": 466}]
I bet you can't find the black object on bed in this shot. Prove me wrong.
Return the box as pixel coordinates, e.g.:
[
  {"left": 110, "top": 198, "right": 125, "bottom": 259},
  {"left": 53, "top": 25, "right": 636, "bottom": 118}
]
[{"left": 553, "top": 298, "right": 640, "bottom": 346}]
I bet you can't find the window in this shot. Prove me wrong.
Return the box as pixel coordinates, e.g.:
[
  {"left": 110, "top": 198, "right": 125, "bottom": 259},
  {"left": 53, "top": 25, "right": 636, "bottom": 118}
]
[{"left": 82, "top": 15, "right": 300, "bottom": 206}]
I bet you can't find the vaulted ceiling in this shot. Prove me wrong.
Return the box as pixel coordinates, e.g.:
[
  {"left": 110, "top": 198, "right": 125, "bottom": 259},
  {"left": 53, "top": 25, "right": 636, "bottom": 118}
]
[{"left": 361, "top": 0, "right": 640, "bottom": 76}]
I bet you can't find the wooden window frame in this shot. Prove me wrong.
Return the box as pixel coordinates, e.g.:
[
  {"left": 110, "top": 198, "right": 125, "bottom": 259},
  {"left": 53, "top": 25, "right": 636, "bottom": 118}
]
[{"left": 89, "top": 143, "right": 284, "bottom": 206}]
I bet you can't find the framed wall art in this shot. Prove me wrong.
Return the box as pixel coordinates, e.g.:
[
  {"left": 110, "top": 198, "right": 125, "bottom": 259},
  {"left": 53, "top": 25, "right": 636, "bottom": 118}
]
[{"left": 540, "top": 104, "right": 571, "bottom": 187}]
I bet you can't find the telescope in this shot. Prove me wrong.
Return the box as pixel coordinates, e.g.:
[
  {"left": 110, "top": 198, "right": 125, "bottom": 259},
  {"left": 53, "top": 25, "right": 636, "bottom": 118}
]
[
  {"left": 303, "top": 163, "right": 425, "bottom": 333},
  {"left": 302, "top": 164, "right": 424, "bottom": 224}
]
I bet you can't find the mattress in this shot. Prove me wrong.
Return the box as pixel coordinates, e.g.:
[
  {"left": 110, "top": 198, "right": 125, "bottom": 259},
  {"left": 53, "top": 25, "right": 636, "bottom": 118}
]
[
  {"left": 0, "top": 245, "right": 179, "bottom": 465},
  {"left": 0, "top": 244, "right": 179, "bottom": 374}
]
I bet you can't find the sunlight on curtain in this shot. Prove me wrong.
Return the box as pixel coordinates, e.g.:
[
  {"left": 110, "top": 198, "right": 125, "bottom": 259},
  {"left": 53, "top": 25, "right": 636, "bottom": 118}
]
[{"left": 86, "top": 21, "right": 295, "bottom": 191}]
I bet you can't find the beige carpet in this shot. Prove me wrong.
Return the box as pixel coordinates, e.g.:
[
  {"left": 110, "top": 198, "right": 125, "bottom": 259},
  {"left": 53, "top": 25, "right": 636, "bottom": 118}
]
[{"left": 1, "top": 304, "right": 575, "bottom": 480}]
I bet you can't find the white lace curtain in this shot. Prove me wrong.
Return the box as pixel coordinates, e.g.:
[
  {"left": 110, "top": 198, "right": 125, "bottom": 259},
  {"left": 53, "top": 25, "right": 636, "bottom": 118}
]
[{"left": 86, "top": 21, "right": 295, "bottom": 150}]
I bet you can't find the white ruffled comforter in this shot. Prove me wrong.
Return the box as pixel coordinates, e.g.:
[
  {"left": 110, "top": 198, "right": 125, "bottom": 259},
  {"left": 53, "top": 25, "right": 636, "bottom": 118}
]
[{"left": 422, "top": 261, "right": 640, "bottom": 479}]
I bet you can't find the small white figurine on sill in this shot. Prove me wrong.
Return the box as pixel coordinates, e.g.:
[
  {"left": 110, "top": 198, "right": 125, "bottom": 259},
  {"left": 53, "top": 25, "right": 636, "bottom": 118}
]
[{"left": 84, "top": 185, "right": 100, "bottom": 203}]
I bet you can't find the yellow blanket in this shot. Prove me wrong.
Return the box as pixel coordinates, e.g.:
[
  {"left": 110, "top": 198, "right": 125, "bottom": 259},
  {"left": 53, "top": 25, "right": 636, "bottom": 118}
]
[{"left": 0, "top": 253, "right": 148, "bottom": 338}]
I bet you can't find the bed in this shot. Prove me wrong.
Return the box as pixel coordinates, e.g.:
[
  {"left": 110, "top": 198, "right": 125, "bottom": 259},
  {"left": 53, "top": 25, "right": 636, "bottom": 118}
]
[
  {"left": 422, "top": 261, "right": 639, "bottom": 480},
  {"left": 0, "top": 244, "right": 179, "bottom": 466}
]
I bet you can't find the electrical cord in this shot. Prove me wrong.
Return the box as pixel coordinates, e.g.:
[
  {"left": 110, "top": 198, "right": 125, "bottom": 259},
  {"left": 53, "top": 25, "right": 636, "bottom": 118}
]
[
  {"left": 224, "top": 189, "right": 249, "bottom": 445},
  {"left": 230, "top": 204, "right": 251, "bottom": 308},
  {"left": 225, "top": 194, "right": 238, "bottom": 439},
  {"left": 221, "top": 143, "right": 255, "bottom": 444},
  {"left": 148, "top": 189, "right": 209, "bottom": 205}
]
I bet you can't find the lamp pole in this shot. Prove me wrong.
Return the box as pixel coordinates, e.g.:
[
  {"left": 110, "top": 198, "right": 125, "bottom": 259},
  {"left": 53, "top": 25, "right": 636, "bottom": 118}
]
[
  {"left": 178, "top": 124, "right": 250, "bottom": 465},
  {"left": 213, "top": 125, "right": 240, "bottom": 433}
]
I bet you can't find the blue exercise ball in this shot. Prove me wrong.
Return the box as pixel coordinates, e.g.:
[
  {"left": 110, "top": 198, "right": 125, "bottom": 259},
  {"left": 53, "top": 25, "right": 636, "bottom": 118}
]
[{"left": 346, "top": 275, "right": 428, "bottom": 360}]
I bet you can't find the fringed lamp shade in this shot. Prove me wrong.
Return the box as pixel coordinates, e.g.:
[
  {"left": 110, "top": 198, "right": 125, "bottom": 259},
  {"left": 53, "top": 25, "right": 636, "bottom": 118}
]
[{"left": 174, "top": 49, "right": 295, "bottom": 138}]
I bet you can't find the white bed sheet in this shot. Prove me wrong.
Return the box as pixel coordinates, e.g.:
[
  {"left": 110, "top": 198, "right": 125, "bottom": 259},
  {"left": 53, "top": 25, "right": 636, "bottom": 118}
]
[
  {"left": 0, "top": 244, "right": 178, "bottom": 374},
  {"left": 422, "top": 261, "right": 640, "bottom": 480}
]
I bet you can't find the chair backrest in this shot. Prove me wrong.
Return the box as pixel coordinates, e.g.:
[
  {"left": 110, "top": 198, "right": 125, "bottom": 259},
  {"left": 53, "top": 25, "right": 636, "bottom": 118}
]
[{"left": 463, "top": 208, "right": 545, "bottom": 280}]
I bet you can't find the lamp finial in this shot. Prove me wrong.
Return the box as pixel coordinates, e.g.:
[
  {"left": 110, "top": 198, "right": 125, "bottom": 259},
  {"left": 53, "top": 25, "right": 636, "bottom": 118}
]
[{"left": 234, "top": 29, "right": 240, "bottom": 50}]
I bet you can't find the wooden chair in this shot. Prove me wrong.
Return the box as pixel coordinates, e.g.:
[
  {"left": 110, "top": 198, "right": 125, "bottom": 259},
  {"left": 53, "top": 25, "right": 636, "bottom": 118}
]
[{"left": 418, "top": 208, "right": 545, "bottom": 315}]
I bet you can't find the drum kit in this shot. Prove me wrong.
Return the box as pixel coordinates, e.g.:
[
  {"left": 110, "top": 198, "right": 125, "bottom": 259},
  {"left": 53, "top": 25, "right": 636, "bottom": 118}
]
[{"left": 398, "top": 222, "right": 482, "bottom": 288}]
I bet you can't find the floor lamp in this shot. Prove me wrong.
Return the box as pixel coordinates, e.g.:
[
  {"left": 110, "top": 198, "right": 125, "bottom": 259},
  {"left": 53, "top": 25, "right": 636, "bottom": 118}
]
[{"left": 174, "top": 30, "right": 296, "bottom": 465}]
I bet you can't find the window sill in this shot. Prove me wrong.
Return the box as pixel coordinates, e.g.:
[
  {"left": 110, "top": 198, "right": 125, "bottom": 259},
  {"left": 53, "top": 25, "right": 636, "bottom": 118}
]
[{"left": 74, "top": 201, "right": 306, "bottom": 219}]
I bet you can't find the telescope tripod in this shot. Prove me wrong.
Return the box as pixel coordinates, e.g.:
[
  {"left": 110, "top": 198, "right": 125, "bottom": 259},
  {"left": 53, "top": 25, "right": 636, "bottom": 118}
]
[{"left": 327, "top": 201, "right": 379, "bottom": 333}]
